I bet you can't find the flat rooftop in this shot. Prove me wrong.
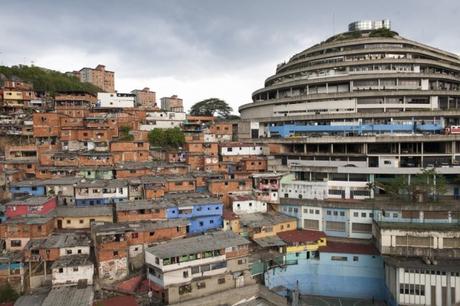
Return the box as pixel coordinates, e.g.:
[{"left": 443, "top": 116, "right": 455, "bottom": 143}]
[
  {"left": 146, "top": 231, "right": 249, "bottom": 259},
  {"left": 239, "top": 212, "right": 297, "bottom": 228},
  {"left": 384, "top": 255, "right": 460, "bottom": 271},
  {"left": 55, "top": 206, "right": 113, "bottom": 217},
  {"left": 92, "top": 219, "right": 188, "bottom": 235},
  {"left": 116, "top": 200, "right": 174, "bottom": 211},
  {"left": 6, "top": 196, "right": 53, "bottom": 206},
  {"left": 41, "top": 286, "right": 94, "bottom": 306},
  {"left": 27, "top": 232, "right": 90, "bottom": 250}
]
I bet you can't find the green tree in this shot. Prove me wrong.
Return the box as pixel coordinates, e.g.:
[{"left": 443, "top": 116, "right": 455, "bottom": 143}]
[
  {"left": 148, "top": 127, "right": 184, "bottom": 148},
  {"left": 377, "top": 169, "right": 446, "bottom": 202},
  {"left": 0, "top": 283, "right": 19, "bottom": 303},
  {"left": 189, "top": 98, "right": 233, "bottom": 118},
  {"left": 165, "top": 128, "right": 185, "bottom": 148},
  {"left": 119, "top": 125, "right": 134, "bottom": 141}
]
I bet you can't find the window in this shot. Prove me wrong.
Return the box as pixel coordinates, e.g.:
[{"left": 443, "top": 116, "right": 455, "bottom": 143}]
[
  {"left": 361, "top": 212, "right": 366, "bottom": 218},
  {"left": 66, "top": 250, "right": 72, "bottom": 255},
  {"left": 155, "top": 257, "right": 159, "bottom": 264},
  {"left": 333, "top": 211, "right": 338, "bottom": 216},
  {"left": 353, "top": 256, "right": 359, "bottom": 262},
  {"left": 327, "top": 210, "right": 331, "bottom": 215},
  {"left": 132, "top": 233, "right": 139, "bottom": 239},
  {"left": 77, "top": 249, "right": 82, "bottom": 254},
  {"left": 150, "top": 231, "right": 155, "bottom": 236},
  {"left": 113, "top": 251, "right": 119, "bottom": 256},
  {"left": 179, "top": 284, "right": 192, "bottom": 295},
  {"left": 353, "top": 212, "right": 359, "bottom": 217},
  {"left": 11, "top": 240, "right": 21, "bottom": 247},
  {"left": 199, "top": 221, "right": 204, "bottom": 226},
  {"left": 238, "top": 259, "right": 245, "bottom": 265},
  {"left": 191, "top": 266, "right": 200, "bottom": 274},
  {"left": 197, "top": 282, "right": 206, "bottom": 289},
  {"left": 218, "top": 278, "right": 226, "bottom": 284},
  {"left": 73, "top": 267, "right": 79, "bottom": 272},
  {"left": 79, "top": 219, "right": 84, "bottom": 224},
  {"left": 227, "top": 148, "right": 233, "bottom": 152},
  {"left": 183, "top": 271, "right": 189, "bottom": 278},
  {"left": 339, "top": 211, "right": 345, "bottom": 216},
  {"left": 67, "top": 220, "right": 71, "bottom": 224},
  {"left": 59, "top": 268, "right": 63, "bottom": 273},
  {"left": 331, "top": 256, "right": 348, "bottom": 261},
  {"left": 315, "top": 210, "right": 320, "bottom": 214}
]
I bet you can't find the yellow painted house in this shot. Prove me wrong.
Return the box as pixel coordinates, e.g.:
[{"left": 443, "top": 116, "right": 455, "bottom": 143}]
[{"left": 277, "top": 229, "right": 327, "bottom": 253}]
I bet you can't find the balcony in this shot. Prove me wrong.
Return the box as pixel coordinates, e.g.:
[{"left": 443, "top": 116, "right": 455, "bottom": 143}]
[{"left": 160, "top": 254, "right": 226, "bottom": 273}]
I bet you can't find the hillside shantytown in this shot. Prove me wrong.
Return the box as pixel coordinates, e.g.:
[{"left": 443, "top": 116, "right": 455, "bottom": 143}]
[{"left": 1, "top": 20, "right": 460, "bottom": 306}]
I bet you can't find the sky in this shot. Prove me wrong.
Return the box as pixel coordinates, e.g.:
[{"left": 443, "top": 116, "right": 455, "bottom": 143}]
[{"left": 0, "top": 0, "right": 459, "bottom": 113}]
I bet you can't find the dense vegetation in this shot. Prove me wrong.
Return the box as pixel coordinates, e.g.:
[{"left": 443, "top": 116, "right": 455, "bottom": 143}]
[
  {"left": 0, "top": 65, "right": 101, "bottom": 95},
  {"left": 148, "top": 127, "right": 185, "bottom": 149},
  {"left": 190, "top": 98, "right": 233, "bottom": 118},
  {"left": 375, "top": 168, "right": 446, "bottom": 202},
  {"left": 118, "top": 125, "right": 134, "bottom": 141},
  {"left": 0, "top": 283, "right": 19, "bottom": 303},
  {"left": 369, "top": 28, "right": 398, "bottom": 38},
  {"left": 324, "top": 28, "right": 398, "bottom": 43}
]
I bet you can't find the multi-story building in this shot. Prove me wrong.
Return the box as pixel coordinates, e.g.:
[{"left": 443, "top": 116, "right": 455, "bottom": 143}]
[
  {"left": 75, "top": 65, "right": 115, "bottom": 92},
  {"left": 160, "top": 95, "right": 184, "bottom": 112},
  {"left": 145, "top": 231, "right": 254, "bottom": 304},
  {"left": 235, "top": 20, "right": 460, "bottom": 305},
  {"left": 74, "top": 179, "right": 129, "bottom": 206},
  {"left": 131, "top": 87, "right": 157, "bottom": 108},
  {"left": 160, "top": 193, "right": 223, "bottom": 234},
  {"left": 92, "top": 219, "right": 188, "bottom": 283}
]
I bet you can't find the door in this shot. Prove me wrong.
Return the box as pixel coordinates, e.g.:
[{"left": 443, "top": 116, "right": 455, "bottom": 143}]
[
  {"left": 57, "top": 220, "right": 62, "bottom": 229},
  {"left": 236, "top": 275, "right": 245, "bottom": 288}
]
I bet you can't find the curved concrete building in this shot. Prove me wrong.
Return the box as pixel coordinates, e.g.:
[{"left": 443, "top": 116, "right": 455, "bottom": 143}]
[{"left": 240, "top": 22, "right": 460, "bottom": 122}]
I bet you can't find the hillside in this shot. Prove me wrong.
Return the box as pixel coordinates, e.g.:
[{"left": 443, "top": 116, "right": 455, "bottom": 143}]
[{"left": 0, "top": 65, "right": 102, "bottom": 95}]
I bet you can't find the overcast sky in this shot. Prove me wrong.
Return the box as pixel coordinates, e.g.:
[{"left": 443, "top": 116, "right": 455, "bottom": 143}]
[{"left": 1, "top": 0, "right": 459, "bottom": 113}]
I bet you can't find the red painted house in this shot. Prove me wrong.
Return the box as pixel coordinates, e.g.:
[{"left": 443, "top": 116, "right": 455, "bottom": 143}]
[{"left": 5, "top": 196, "right": 57, "bottom": 219}]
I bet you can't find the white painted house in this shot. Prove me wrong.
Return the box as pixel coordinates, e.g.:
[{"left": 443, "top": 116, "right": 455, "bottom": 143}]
[
  {"left": 139, "top": 111, "right": 186, "bottom": 130},
  {"left": 97, "top": 92, "right": 135, "bottom": 108},
  {"left": 229, "top": 195, "right": 267, "bottom": 215},
  {"left": 51, "top": 255, "right": 94, "bottom": 286},
  {"left": 219, "top": 143, "right": 264, "bottom": 157}
]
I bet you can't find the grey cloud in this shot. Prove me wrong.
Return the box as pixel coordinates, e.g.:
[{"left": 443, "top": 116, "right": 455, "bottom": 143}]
[{"left": 0, "top": 0, "right": 459, "bottom": 109}]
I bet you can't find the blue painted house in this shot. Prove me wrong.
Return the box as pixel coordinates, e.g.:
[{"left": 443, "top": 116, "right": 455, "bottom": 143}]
[
  {"left": 9, "top": 180, "right": 46, "bottom": 198},
  {"left": 162, "top": 194, "right": 223, "bottom": 234},
  {"left": 264, "top": 240, "right": 385, "bottom": 300}
]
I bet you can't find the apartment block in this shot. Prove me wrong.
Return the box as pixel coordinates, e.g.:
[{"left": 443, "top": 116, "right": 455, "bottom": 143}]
[
  {"left": 160, "top": 95, "right": 183, "bottom": 112},
  {"left": 77, "top": 65, "right": 114, "bottom": 92},
  {"left": 131, "top": 87, "right": 157, "bottom": 108},
  {"left": 145, "top": 231, "right": 253, "bottom": 304}
]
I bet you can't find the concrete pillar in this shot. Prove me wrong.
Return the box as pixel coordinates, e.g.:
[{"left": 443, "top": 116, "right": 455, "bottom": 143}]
[
  {"left": 395, "top": 267, "right": 400, "bottom": 305},
  {"left": 447, "top": 272, "right": 452, "bottom": 306}
]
